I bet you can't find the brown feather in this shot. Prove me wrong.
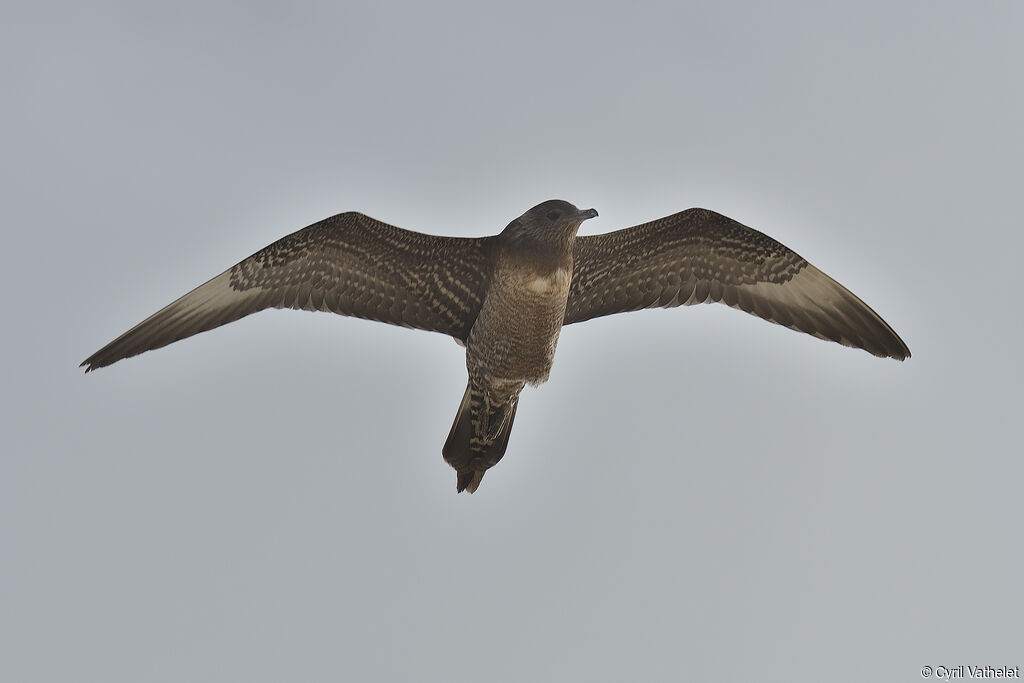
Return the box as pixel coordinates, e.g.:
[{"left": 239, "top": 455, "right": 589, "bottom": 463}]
[{"left": 566, "top": 209, "right": 910, "bottom": 360}]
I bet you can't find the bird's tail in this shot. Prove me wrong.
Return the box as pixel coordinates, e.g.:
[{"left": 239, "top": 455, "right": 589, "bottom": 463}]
[{"left": 442, "top": 381, "right": 520, "bottom": 493}]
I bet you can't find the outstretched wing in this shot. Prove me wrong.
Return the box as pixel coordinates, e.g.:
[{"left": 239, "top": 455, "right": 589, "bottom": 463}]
[
  {"left": 82, "top": 212, "right": 496, "bottom": 371},
  {"left": 565, "top": 208, "right": 910, "bottom": 360}
]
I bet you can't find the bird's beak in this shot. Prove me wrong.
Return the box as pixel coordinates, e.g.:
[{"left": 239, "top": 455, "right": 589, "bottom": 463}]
[{"left": 577, "top": 208, "right": 598, "bottom": 221}]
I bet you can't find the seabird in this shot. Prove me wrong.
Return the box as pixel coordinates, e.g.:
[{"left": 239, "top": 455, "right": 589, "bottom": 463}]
[{"left": 82, "top": 200, "right": 910, "bottom": 492}]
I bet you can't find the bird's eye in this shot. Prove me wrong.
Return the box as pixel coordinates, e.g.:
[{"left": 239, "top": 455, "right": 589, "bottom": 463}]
[{"left": 546, "top": 211, "right": 560, "bottom": 221}]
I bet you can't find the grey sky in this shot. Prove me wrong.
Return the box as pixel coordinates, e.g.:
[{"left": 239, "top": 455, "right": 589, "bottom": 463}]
[{"left": 3, "top": 2, "right": 1022, "bottom": 681}]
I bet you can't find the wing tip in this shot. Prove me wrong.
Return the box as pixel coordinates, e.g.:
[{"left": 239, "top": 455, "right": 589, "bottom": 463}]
[
  {"left": 878, "top": 348, "right": 910, "bottom": 362},
  {"left": 80, "top": 354, "right": 110, "bottom": 373},
  {"left": 854, "top": 330, "right": 910, "bottom": 361},
  {"left": 888, "top": 342, "right": 911, "bottom": 362}
]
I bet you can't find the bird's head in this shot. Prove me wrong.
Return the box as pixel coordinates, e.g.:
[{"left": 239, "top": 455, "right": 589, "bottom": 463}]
[{"left": 500, "top": 200, "right": 598, "bottom": 245}]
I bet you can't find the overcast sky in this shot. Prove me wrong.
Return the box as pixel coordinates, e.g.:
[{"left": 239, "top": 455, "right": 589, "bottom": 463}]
[{"left": 3, "top": 2, "right": 1022, "bottom": 682}]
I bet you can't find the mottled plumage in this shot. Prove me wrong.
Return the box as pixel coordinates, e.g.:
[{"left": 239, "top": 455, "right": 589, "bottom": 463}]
[
  {"left": 567, "top": 209, "right": 909, "bottom": 359},
  {"left": 82, "top": 200, "right": 910, "bottom": 492}
]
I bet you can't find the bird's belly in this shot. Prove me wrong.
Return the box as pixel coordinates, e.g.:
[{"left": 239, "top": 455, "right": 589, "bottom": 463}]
[{"left": 466, "top": 268, "right": 571, "bottom": 385}]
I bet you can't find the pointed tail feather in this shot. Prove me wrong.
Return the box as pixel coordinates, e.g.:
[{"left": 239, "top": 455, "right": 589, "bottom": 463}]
[
  {"left": 443, "top": 382, "right": 520, "bottom": 493},
  {"left": 456, "top": 470, "right": 486, "bottom": 494}
]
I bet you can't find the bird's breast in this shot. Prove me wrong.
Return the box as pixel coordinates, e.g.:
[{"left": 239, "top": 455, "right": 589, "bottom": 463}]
[
  {"left": 465, "top": 262, "right": 573, "bottom": 386},
  {"left": 523, "top": 266, "right": 572, "bottom": 296}
]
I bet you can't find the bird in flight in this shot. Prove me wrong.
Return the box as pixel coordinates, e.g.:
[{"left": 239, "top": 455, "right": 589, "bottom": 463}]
[{"left": 83, "top": 200, "right": 910, "bottom": 492}]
